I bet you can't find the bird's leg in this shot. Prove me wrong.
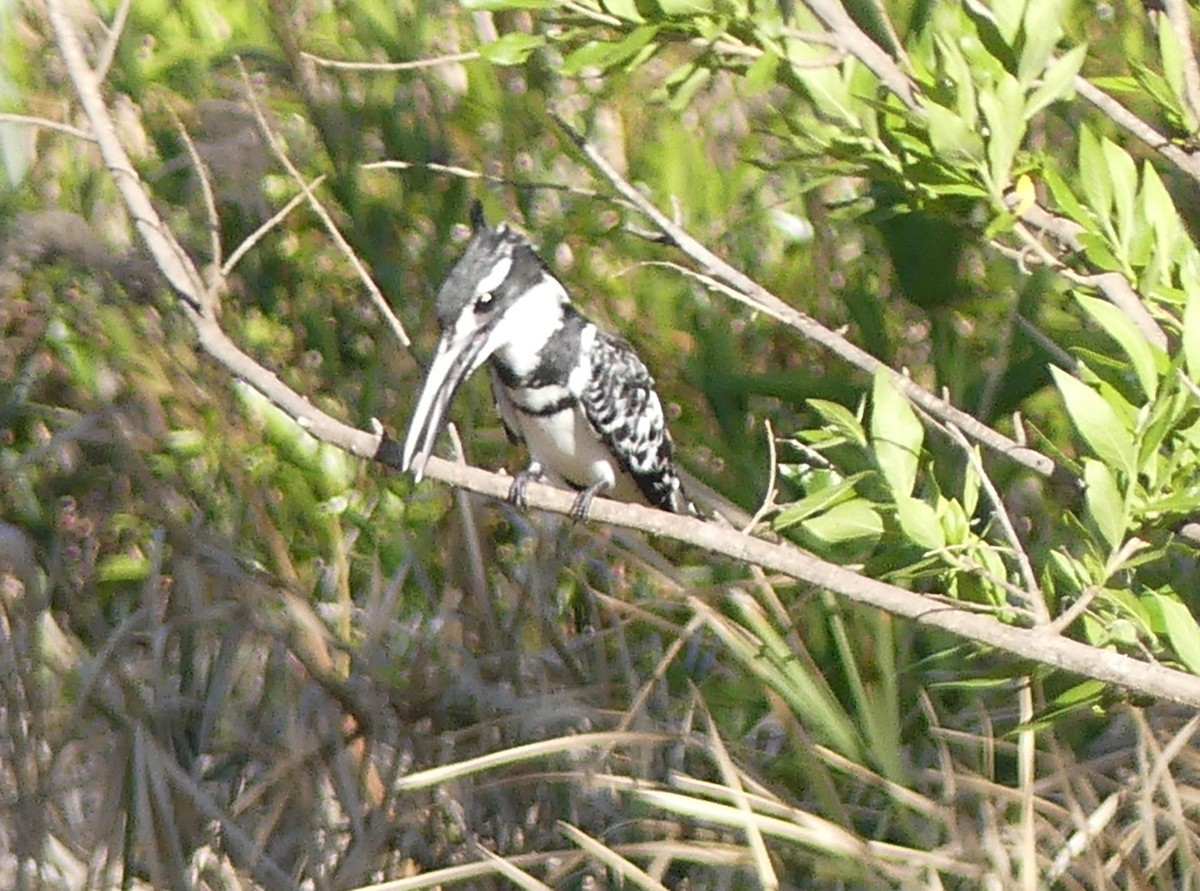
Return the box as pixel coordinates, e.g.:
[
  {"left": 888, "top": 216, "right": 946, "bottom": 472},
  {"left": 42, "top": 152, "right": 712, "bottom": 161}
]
[
  {"left": 507, "top": 460, "right": 546, "bottom": 509},
  {"left": 569, "top": 480, "right": 610, "bottom": 523}
]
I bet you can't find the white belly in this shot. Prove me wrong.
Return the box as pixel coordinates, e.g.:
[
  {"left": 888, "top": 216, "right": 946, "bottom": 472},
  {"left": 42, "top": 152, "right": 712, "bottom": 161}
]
[{"left": 515, "top": 405, "right": 646, "bottom": 504}]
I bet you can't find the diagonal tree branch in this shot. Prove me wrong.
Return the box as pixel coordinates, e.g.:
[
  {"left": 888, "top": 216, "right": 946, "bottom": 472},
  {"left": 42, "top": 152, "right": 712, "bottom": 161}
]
[
  {"left": 800, "top": 0, "right": 920, "bottom": 110},
  {"left": 46, "top": 0, "right": 209, "bottom": 314},
  {"left": 1074, "top": 75, "right": 1200, "bottom": 185},
  {"left": 551, "top": 113, "right": 1059, "bottom": 482}
]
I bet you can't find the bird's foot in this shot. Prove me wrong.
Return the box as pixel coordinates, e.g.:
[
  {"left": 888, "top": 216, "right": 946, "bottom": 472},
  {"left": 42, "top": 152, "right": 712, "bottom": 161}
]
[
  {"left": 569, "top": 481, "right": 609, "bottom": 523},
  {"left": 507, "top": 463, "right": 546, "bottom": 510}
]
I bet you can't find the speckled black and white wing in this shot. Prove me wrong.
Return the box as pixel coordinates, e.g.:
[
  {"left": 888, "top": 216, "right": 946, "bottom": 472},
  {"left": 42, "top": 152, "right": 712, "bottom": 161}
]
[{"left": 581, "top": 330, "right": 694, "bottom": 514}]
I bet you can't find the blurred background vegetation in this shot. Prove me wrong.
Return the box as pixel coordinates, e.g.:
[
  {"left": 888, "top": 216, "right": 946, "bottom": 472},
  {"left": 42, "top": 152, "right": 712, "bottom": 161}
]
[{"left": 6, "top": 0, "right": 1200, "bottom": 888}]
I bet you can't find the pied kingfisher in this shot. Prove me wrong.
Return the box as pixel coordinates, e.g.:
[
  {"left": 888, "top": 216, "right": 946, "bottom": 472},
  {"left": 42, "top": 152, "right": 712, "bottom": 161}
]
[{"left": 400, "top": 203, "right": 694, "bottom": 519}]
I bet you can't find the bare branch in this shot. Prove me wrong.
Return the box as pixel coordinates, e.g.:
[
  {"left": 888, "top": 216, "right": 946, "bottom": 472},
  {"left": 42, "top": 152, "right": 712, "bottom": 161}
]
[
  {"left": 800, "top": 0, "right": 920, "bottom": 110},
  {"left": 865, "top": 0, "right": 911, "bottom": 72},
  {"left": 170, "top": 110, "right": 222, "bottom": 314},
  {"left": 363, "top": 158, "right": 625, "bottom": 207},
  {"left": 743, "top": 419, "right": 780, "bottom": 535},
  {"left": 47, "top": 0, "right": 208, "bottom": 312},
  {"left": 222, "top": 175, "right": 327, "bottom": 278},
  {"left": 1010, "top": 202, "right": 1168, "bottom": 351},
  {"left": 94, "top": 0, "right": 132, "bottom": 83},
  {"left": 1075, "top": 75, "right": 1200, "bottom": 184},
  {"left": 0, "top": 112, "right": 94, "bottom": 141},
  {"left": 302, "top": 50, "right": 480, "bottom": 71},
  {"left": 396, "top": 450, "right": 1200, "bottom": 709}
]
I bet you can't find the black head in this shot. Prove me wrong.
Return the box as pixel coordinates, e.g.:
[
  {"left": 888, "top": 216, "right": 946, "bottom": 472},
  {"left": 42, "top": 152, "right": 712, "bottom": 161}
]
[
  {"left": 400, "top": 204, "right": 569, "bottom": 480},
  {"left": 433, "top": 204, "right": 548, "bottom": 331}
]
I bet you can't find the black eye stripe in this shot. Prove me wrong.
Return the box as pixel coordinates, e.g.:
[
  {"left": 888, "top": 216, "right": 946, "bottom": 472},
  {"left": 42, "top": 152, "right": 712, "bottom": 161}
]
[{"left": 475, "top": 290, "right": 495, "bottom": 311}]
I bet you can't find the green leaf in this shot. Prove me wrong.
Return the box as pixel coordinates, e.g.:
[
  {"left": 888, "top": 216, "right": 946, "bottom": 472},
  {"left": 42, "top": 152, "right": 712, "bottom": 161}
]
[
  {"left": 1076, "top": 231, "right": 1123, "bottom": 272},
  {"left": 1186, "top": 272, "right": 1200, "bottom": 384},
  {"left": 933, "top": 31, "right": 978, "bottom": 129},
  {"left": 1025, "top": 44, "right": 1086, "bottom": 119},
  {"left": 962, "top": 445, "right": 981, "bottom": 519},
  {"left": 1018, "top": 0, "right": 1067, "bottom": 85},
  {"left": 895, "top": 495, "right": 946, "bottom": 551},
  {"left": 803, "top": 499, "right": 884, "bottom": 544},
  {"left": 478, "top": 31, "right": 545, "bottom": 65},
  {"left": 1050, "top": 366, "right": 1136, "bottom": 476},
  {"left": 991, "top": 0, "right": 1027, "bottom": 44},
  {"left": 1078, "top": 126, "right": 1112, "bottom": 225},
  {"left": 600, "top": 0, "right": 645, "bottom": 21},
  {"left": 773, "top": 472, "right": 871, "bottom": 531},
  {"left": 1102, "top": 138, "right": 1138, "bottom": 257},
  {"left": 871, "top": 369, "right": 923, "bottom": 497},
  {"left": 96, "top": 554, "right": 152, "bottom": 584},
  {"left": 1159, "top": 14, "right": 1199, "bottom": 130},
  {"left": 667, "top": 64, "right": 711, "bottom": 111},
  {"left": 1026, "top": 679, "right": 1107, "bottom": 727},
  {"left": 560, "top": 25, "right": 659, "bottom": 75},
  {"left": 925, "top": 102, "right": 985, "bottom": 164},
  {"left": 808, "top": 399, "right": 868, "bottom": 447},
  {"left": 1083, "top": 458, "right": 1125, "bottom": 552},
  {"left": 742, "top": 50, "right": 779, "bottom": 95},
  {"left": 1074, "top": 293, "right": 1160, "bottom": 401},
  {"left": 656, "top": 0, "right": 715, "bottom": 14},
  {"left": 979, "top": 73, "right": 1026, "bottom": 191},
  {"left": 1140, "top": 161, "right": 1182, "bottom": 267},
  {"left": 1042, "top": 162, "right": 1098, "bottom": 233},
  {"left": 1147, "top": 593, "right": 1200, "bottom": 674}
]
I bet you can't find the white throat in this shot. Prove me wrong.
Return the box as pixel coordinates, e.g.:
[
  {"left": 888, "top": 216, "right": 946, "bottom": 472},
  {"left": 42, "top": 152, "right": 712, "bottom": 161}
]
[{"left": 489, "top": 276, "right": 568, "bottom": 378}]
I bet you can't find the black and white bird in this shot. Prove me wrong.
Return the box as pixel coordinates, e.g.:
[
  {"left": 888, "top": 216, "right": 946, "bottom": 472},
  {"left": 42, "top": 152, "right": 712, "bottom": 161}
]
[{"left": 400, "top": 204, "right": 694, "bottom": 519}]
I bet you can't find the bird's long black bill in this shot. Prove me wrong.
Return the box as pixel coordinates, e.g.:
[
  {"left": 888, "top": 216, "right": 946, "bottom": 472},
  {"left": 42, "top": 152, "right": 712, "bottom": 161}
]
[{"left": 401, "top": 328, "right": 491, "bottom": 482}]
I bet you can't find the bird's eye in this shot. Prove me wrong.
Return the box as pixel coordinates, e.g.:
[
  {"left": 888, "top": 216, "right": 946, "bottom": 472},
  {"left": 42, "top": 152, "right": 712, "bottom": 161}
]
[{"left": 474, "top": 291, "right": 495, "bottom": 312}]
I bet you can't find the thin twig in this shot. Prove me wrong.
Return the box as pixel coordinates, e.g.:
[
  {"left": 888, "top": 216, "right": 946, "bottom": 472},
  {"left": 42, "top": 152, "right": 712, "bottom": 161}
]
[
  {"left": 363, "top": 158, "right": 628, "bottom": 208},
  {"left": 169, "top": 110, "right": 222, "bottom": 314},
  {"left": 222, "top": 174, "right": 327, "bottom": 277},
  {"left": 800, "top": 0, "right": 920, "bottom": 110},
  {"left": 743, "top": 419, "right": 780, "bottom": 534},
  {"left": 1041, "top": 537, "right": 1148, "bottom": 635},
  {"left": 302, "top": 50, "right": 480, "bottom": 71},
  {"left": 631, "top": 250, "right": 1057, "bottom": 481},
  {"left": 94, "top": 0, "right": 132, "bottom": 82},
  {"left": 1017, "top": 678, "right": 1037, "bottom": 891},
  {"left": 235, "top": 59, "right": 411, "bottom": 348},
  {"left": 944, "top": 422, "right": 1050, "bottom": 624},
  {"left": 446, "top": 422, "right": 497, "bottom": 650},
  {"left": 0, "top": 112, "right": 94, "bottom": 141}
]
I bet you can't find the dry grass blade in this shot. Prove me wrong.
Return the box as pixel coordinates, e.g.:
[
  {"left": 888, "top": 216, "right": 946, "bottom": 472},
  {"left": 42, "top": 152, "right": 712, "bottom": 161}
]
[
  {"left": 691, "top": 686, "right": 779, "bottom": 890},
  {"left": 557, "top": 821, "right": 672, "bottom": 891},
  {"left": 471, "top": 843, "right": 555, "bottom": 890},
  {"left": 390, "top": 731, "right": 674, "bottom": 792}
]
